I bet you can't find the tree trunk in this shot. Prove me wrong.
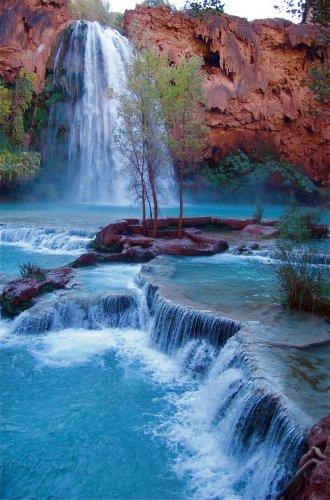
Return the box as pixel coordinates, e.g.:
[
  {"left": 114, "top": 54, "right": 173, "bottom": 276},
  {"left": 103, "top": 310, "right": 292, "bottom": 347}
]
[
  {"left": 147, "top": 159, "right": 158, "bottom": 239},
  {"left": 141, "top": 174, "right": 147, "bottom": 236},
  {"left": 178, "top": 163, "right": 184, "bottom": 239}
]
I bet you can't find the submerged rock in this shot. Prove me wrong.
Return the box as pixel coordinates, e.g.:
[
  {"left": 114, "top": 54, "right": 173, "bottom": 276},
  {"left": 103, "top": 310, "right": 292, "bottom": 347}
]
[{"left": 1, "top": 266, "right": 74, "bottom": 317}]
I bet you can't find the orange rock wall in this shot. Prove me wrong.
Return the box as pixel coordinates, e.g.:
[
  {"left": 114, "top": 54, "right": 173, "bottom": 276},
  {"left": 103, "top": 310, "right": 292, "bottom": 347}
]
[
  {"left": 0, "top": 0, "right": 70, "bottom": 91},
  {"left": 124, "top": 6, "right": 329, "bottom": 184}
]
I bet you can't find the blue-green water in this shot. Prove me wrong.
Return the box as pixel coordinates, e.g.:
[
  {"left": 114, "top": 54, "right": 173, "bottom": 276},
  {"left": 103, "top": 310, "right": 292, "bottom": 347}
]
[
  {"left": 1, "top": 328, "right": 190, "bottom": 499},
  {"left": 1, "top": 202, "right": 329, "bottom": 499}
]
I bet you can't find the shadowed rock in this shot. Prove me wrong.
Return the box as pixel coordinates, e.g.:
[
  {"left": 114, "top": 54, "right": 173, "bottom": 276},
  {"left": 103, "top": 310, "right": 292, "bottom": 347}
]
[{"left": 1, "top": 266, "right": 74, "bottom": 317}]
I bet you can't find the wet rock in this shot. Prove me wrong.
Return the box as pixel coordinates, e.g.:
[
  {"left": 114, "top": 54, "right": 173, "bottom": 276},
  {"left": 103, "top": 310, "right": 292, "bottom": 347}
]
[
  {"left": 309, "top": 224, "right": 329, "bottom": 239},
  {"left": 152, "top": 238, "right": 219, "bottom": 256},
  {"left": 241, "top": 224, "right": 279, "bottom": 238},
  {"left": 185, "top": 228, "right": 229, "bottom": 251},
  {"left": 279, "top": 415, "right": 330, "bottom": 500},
  {"left": 212, "top": 218, "right": 256, "bottom": 230},
  {"left": 1, "top": 266, "right": 74, "bottom": 317},
  {"left": 92, "top": 220, "right": 128, "bottom": 252},
  {"left": 71, "top": 252, "right": 101, "bottom": 268}
]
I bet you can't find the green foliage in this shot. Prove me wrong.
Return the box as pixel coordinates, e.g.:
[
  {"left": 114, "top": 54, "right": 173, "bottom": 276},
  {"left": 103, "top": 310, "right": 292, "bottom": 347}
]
[
  {"left": 155, "top": 55, "right": 208, "bottom": 172},
  {"left": 274, "top": 0, "right": 330, "bottom": 24},
  {"left": 184, "top": 0, "right": 224, "bottom": 18},
  {"left": 277, "top": 203, "right": 322, "bottom": 241},
  {"left": 0, "top": 150, "right": 40, "bottom": 185},
  {"left": 205, "top": 149, "right": 316, "bottom": 200},
  {"left": 308, "top": 64, "right": 330, "bottom": 102},
  {"left": 142, "top": 0, "right": 174, "bottom": 6},
  {"left": 4, "top": 69, "right": 35, "bottom": 147},
  {"left": 273, "top": 241, "right": 329, "bottom": 316},
  {"left": 0, "top": 84, "right": 11, "bottom": 125},
  {"left": 68, "top": 0, "right": 122, "bottom": 28},
  {"left": 0, "top": 72, "right": 40, "bottom": 189}
]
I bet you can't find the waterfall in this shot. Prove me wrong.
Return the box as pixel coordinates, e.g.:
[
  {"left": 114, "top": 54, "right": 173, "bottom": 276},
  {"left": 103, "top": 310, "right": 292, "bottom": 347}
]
[
  {"left": 0, "top": 224, "right": 93, "bottom": 253},
  {"left": 42, "top": 21, "right": 175, "bottom": 204},
  {"left": 12, "top": 292, "right": 140, "bottom": 335},
  {"left": 5, "top": 268, "right": 306, "bottom": 498}
]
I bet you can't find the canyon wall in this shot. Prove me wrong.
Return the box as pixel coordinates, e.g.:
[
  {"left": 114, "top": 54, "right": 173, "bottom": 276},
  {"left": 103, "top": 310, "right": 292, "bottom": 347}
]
[
  {"left": 124, "top": 6, "right": 329, "bottom": 184},
  {"left": 0, "top": 0, "right": 70, "bottom": 91}
]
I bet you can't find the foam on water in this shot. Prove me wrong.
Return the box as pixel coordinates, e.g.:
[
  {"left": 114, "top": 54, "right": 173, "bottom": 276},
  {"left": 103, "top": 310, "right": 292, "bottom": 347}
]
[{"left": 0, "top": 224, "right": 93, "bottom": 254}]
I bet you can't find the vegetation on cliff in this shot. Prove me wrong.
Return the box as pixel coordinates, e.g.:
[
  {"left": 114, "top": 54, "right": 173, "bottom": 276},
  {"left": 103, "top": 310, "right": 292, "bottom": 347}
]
[
  {"left": 0, "top": 71, "right": 40, "bottom": 191},
  {"left": 68, "top": 0, "right": 123, "bottom": 30},
  {"left": 204, "top": 150, "right": 317, "bottom": 203}
]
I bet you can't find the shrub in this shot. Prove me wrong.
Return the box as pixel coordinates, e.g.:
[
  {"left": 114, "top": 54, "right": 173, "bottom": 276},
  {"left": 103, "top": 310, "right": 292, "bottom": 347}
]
[
  {"left": 204, "top": 149, "right": 316, "bottom": 201},
  {"left": 273, "top": 241, "right": 329, "bottom": 316},
  {"left": 0, "top": 150, "right": 40, "bottom": 185},
  {"left": 277, "top": 204, "right": 322, "bottom": 241},
  {"left": 68, "top": 0, "right": 113, "bottom": 25},
  {"left": 308, "top": 64, "right": 330, "bottom": 103},
  {"left": 19, "top": 263, "right": 46, "bottom": 282},
  {"left": 253, "top": 199, "right": 264, "bottom": 224}
]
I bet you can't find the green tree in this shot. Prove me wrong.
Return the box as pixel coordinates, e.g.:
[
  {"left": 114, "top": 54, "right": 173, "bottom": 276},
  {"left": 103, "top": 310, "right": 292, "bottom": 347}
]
[
  {"left": 274, "top": 0, "right": 330, "bottom": 24},
  {"left": 184, "top": 0, "right": 224, "bottom": 18},
  {"left": 154, "top": 55, "right": 208, "bottom": 237},
  {"left": 68, "top": 0, "right": 113, "bottom": 25},
  {"left": 109, "top": 49, "right": 169, "bottom": 236}
]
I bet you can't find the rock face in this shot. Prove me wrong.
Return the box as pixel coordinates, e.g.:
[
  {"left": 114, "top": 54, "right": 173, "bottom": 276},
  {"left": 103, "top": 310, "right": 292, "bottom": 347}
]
[
  {"left": 1, "top": 266, "right": 74, "bottom": 316},
  {"left": 124, "top": 6, "right": 329, "bottom": 184},
  {"left": 0, "top": 0, "right": 70, "bottom": 90}
]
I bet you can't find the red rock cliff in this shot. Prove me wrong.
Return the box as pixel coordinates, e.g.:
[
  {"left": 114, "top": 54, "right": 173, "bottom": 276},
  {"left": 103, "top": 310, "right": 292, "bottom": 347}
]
[
  {"left": 0, "top": 0, "right": 70, "bottom": 91},
  {"left": 124, "top": 6, "right": 329, "bottom": 184}
]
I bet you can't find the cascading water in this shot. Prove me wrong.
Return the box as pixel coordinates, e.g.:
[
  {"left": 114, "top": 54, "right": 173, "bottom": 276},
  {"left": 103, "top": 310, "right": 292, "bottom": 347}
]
[
  {"left": 42, "top": 21, "right": 175, "bottom": 204},
  {"left": 5, "top": 270, "right": 307, "bottom": 499}
]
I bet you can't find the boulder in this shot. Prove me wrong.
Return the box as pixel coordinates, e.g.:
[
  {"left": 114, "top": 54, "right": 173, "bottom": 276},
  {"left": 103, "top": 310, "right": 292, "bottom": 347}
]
[
  {"left": 71, "top": 252, "right": 101, "bottom": 268},
  {"left": 1, "top": 266, "right": 74, "bottom": 316},
  {"left": 241, "top": 224, "right": 279, "bottom": 238}
]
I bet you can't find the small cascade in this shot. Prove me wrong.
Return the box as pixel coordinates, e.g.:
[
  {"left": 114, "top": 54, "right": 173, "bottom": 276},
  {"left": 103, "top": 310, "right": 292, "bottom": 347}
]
[
  {"left": 0, "top": 224, "right": 93, "bottom": 253},
  {"left": 141, "top": 282, "right": 241, "bottom": 355},
  {"left": 43, "top": 21, "right": 175, "bottom": 203},
  {"left": 12, "top": 292, "right": 139, "bottom": 335},
  {"left": 180, "top": 335, "right": 306, "bottom": 498}
]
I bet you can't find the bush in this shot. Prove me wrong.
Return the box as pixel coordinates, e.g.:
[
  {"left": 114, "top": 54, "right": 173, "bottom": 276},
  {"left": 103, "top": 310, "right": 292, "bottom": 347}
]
[
  {"left": 277, "top": 204, "right": 322, "bottom": 241},
  {"left": 204, "top": 149, "right": 316, "bottom": 201},
  {"left": 19, "top": 263, "right": 46, "bottom": 282},
  {"left": 0, "top": 150, "right": 40, "bottom": 185},
  {"left": 253, "top": 199, "right": 264, "bottom": 224},
  {"left": 273, "top": 241, "right": 329, "bottom": 316}
]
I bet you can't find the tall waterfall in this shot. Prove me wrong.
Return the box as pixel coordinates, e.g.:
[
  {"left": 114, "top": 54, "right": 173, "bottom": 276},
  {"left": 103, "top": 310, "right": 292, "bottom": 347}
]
[{"left": 43, "top": 21, "right": 174, "bottom": 204}]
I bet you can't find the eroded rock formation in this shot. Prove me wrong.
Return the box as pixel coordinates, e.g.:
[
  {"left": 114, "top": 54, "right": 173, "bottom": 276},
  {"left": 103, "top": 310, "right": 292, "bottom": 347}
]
[
  {"left": 124, "top": 6, "right": 329, "bottom": 184},
  {"left": 0, "top": 0, "right": 70, "bottom": 90}
]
